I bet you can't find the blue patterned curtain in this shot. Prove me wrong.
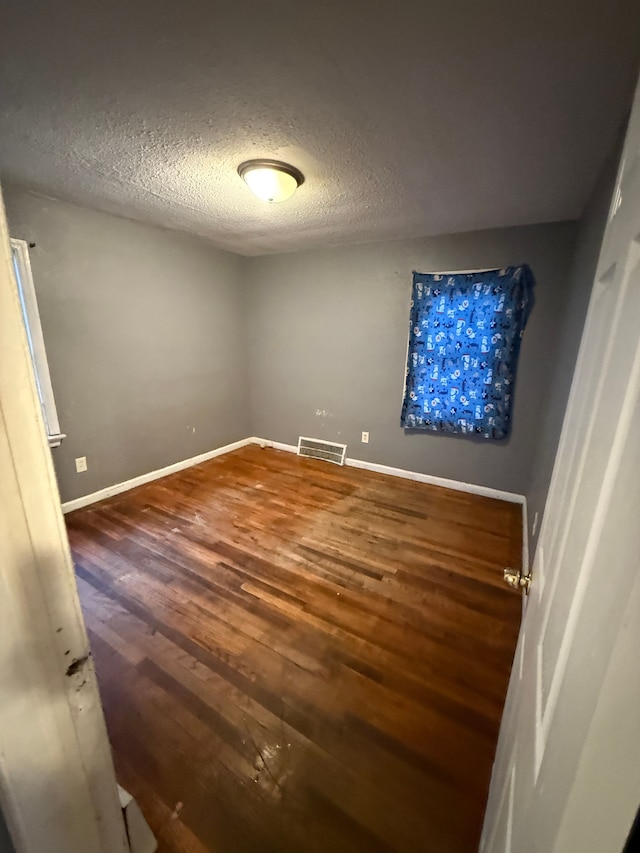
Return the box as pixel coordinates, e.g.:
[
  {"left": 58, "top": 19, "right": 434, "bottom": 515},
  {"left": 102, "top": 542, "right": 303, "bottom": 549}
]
[{"left": 401, "top": 265, "right": 535, "bottom": 440}]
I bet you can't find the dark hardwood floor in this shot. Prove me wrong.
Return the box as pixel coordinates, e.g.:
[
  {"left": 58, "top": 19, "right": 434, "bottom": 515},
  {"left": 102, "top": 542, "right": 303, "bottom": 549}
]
[{"left": 66, "top": 445, "right": 522, "bottom": 853}]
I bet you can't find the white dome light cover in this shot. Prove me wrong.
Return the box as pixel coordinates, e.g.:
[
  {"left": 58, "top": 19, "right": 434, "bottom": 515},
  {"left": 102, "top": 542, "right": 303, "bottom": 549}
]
[{"left": 238, "top": 159, "right": 304, "bottom": 203}]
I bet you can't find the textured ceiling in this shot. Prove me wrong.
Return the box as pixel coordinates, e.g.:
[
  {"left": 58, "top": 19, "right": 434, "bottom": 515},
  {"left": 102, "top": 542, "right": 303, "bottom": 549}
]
[{"left": 1, "top": 1, "right": 639, "bottom": 255}]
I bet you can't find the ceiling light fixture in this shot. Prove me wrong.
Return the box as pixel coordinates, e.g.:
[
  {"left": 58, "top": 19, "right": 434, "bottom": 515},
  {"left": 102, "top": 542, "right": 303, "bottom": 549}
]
[{"left": 238, "top": 159, "right": 304, "bottom": 203}]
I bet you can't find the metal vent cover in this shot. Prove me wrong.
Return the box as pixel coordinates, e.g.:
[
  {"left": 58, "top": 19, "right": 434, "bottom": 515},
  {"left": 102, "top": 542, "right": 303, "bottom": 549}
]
[{"left": 297, "top": 436, "right": 347, "bottom": 466}]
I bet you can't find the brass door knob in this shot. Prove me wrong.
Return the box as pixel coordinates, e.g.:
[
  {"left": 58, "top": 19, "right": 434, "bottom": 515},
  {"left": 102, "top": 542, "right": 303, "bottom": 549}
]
[{"left": 503, "top": 567, "right": 532, "bottom": 594}]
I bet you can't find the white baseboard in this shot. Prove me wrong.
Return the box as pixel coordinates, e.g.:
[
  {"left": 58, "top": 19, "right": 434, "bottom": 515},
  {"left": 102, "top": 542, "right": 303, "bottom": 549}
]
[
  {"left": 345, "top": 456, "right": 525, "bottom": 504},
  {"left": 61, "top": 437, "right": 254, "bottom": 513},
  {"left": 253, "top": 436, "right": 527, "bottom": 572},
  {"left": 63, "top": 435, "right": 528, "bottom": 569},
  {"left": 252, "top": 436, "right": 525, "bottom": 504}
]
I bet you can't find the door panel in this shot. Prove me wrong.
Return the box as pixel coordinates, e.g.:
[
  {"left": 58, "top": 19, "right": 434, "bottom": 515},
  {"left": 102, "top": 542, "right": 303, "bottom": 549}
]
[
  {"left": 537, "top": 270, "right": 617, "bottom": 627},
  {"left": 538, "top": 244, "right": 640, "bottom": 755},
  {"left": 482, "top": 761, "right": 516, "bottom": 853},
  {"left": 0, "top": 185, "right": 129, "bottom": 851},
  {"left": 482, "top": 69, "right": 640, "bottom": 853}
]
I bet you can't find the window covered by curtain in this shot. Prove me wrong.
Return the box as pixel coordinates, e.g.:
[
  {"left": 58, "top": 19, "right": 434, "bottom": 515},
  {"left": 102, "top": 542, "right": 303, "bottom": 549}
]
[{"left": 401, "top": 265, "right": 535, "bottom": 440}]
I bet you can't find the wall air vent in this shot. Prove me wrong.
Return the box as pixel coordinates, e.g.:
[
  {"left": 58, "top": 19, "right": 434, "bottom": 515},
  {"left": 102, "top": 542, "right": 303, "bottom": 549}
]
[{"left": 297, "top": 436, "right": 347, "bottom": 466}]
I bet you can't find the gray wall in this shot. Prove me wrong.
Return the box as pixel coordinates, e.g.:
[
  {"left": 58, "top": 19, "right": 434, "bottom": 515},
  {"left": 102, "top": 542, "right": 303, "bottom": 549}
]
[
  {"left": 4, "top": 187, "right": 249, "bottom": 503},
  {"left": 245, "top": 222, "right": 577, "bottom": 495},
  {"left": 5, "top": 180, "right": 611, "bottom": 518},
  {"left": 525, "top": 142, "right": 621, "bottom": 558}
]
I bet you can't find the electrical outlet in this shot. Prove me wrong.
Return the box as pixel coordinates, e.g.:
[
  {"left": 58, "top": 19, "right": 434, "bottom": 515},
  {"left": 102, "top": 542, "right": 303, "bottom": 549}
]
[
  {"left": 361, "top": 431, "right": 369, "bottom": 443},
  {"left": 532, "top": 511, "right": 539, "bottom": 537},
  {"left": 75, "top": 456, "right": 87, "bottom": 473}
]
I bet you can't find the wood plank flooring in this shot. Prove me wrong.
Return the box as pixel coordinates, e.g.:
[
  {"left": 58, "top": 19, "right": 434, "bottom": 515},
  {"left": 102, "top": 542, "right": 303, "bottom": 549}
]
[{"left": 66, "top": 445, "right": 522, "bottom": 853}]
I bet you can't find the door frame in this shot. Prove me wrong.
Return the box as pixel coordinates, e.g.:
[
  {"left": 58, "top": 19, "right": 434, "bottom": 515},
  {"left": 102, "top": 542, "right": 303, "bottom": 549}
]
[{"left": 0, "top": 184, "right": 129, "bottom": 852}]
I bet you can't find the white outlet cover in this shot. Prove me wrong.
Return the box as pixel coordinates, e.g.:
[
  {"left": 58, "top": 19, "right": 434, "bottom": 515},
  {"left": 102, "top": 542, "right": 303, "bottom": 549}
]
[
  {"left": 361, "top": 431, "right": 369, "bottom": 443},
  {"left": 75, "top": 456, "right": 87, "bottom": 473}
]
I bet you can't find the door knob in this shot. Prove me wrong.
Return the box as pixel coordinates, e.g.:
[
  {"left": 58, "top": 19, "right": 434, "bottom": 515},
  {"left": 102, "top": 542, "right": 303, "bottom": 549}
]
[{"left": 503, "top": 567, "right": 532, "bottom": 594}]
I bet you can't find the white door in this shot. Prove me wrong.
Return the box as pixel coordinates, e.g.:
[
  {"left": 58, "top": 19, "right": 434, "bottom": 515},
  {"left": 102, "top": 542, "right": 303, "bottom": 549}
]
[
  {"left": 481, "top": 74, "right": 640, "bottom": 853},
  {"left": 0, "top": 183, "right": 129, "bottom": 852}
]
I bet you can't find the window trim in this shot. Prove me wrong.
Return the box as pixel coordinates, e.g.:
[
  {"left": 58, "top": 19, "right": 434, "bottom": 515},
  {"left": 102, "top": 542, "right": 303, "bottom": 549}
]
[{"left": 10, "top": 238, "right": 65, "bottom": 448}]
